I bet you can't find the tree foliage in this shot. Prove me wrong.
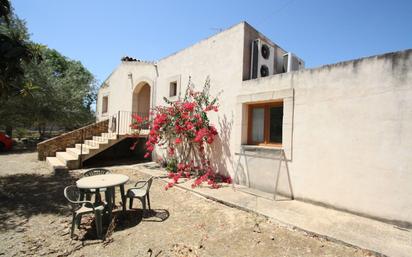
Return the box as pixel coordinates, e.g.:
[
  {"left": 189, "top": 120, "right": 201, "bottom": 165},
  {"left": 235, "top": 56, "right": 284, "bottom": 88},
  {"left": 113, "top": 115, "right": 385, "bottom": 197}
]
[
  {"left": 0, "top": 0, "right": 41, "bottom": 98},
  {"left": 0, "top": 47, "right": 97, "bottom": 137},
  {"left": 0, "top": 0, "right": 96, "bottom": 138}
]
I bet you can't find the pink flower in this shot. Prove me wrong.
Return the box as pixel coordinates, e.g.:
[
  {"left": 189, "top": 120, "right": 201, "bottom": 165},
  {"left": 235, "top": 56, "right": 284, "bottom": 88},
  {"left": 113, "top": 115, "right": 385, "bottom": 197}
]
[
  {"left": 175, "top": 138, "right": 182, "bottom": 144},
  {"left": 186, "top": 122, "right": 193, "bottom": 130},
  {"left": 183, "top": 102, "right": 196, "bottom": 112},
  {"left": 132, "top": 114, "right": 143, "bottom": 123},
  {"left": 168, "top": 147, "right": 175, "bottom": 156},
  {"left": 177, "top": 163, "right": 185, "bottom": 170}
]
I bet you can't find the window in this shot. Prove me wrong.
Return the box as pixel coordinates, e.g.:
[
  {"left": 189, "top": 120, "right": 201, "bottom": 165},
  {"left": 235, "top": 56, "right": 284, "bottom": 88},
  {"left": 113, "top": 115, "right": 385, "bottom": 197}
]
[
  {"left": 102, "top": 96, "right": 108, "bottom": 114},
  {"left": 169, "top": 81, "right": 177, "bottom": 97},
  {"left": 248, "top": 101, "right": 283, "bottom": 146}
]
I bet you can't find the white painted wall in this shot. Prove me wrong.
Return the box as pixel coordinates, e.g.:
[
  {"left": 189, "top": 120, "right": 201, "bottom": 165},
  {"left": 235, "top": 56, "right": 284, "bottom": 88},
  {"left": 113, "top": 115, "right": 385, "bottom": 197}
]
[
  {"left": 152, "top": 22, "right": 245, "bottom": 176},
  {"left": 239, "top": 50, "right": 412, "bottom": 224},
  {"left": 96, "top": 62, "right": 157, "bottom": 120},
  {"left": 96, "top": 21, "right": 412, "bottom": 225}
]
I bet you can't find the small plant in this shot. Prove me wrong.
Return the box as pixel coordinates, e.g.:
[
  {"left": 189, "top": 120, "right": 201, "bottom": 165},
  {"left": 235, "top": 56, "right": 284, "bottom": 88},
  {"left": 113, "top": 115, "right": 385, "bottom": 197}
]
[{"left": 130, "top": 114, "right": 149, "bottom": 135}]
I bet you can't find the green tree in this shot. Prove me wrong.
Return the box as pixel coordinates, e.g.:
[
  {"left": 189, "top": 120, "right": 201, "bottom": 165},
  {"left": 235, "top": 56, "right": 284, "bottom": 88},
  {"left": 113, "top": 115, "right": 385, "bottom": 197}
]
[
  {"left": 0, "top": 0, "right": 41, "bottom": 99},
  {"left": 21, "top": 47, "right": 96, "bottom": 138},
  {"left": 0, "top": 0, "right": 96, "bottom": 138}
]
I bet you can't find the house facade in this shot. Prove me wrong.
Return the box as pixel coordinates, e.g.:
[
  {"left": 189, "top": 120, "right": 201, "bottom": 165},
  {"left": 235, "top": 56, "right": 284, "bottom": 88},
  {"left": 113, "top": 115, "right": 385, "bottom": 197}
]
[{"left": 96, "top": 22, "right": 412, "bottom": 226}]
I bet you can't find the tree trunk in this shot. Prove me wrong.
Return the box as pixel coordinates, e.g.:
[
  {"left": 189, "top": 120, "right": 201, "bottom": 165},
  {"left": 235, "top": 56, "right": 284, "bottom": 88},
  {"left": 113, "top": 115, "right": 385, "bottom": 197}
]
[
  {"left": 38, "top": 123, "right": 46, "bottom": 141},
  {"left": 5, "top": 125, "right": 12, "bottom": 137}
]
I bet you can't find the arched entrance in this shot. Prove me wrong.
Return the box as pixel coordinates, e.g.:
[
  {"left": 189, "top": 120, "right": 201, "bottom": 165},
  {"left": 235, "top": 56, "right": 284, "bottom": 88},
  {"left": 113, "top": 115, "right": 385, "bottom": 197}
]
[{"left": 132, "top": 82, "right": 151, "bottom": 116}]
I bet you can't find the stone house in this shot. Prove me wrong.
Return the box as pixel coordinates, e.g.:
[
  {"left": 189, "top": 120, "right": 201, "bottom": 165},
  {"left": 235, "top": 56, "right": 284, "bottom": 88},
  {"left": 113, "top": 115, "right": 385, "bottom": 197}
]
[{"left": 95, "top": 21, "right": 412, "bottom": 226}]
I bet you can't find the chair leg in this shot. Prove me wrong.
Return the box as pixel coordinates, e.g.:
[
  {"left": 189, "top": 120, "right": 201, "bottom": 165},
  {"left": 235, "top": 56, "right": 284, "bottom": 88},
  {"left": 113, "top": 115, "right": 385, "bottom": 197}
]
[
  {"left": 112, "top": 187, "right": 116, "bottom": 207},
  {"left": 95, "top": 210, "right": 102, "bottom": 239},
  {"left": 76, "top": 214, "right": 82, "bottom": 229},
  {"left": 71, "top": 213, "right": 76, "bottom": 238},
  {"left": 147, "top": 193, "right": 151, "bottom": 210},
  {"left": 140, "top": 196, "right": 146, "bottom": 217},
  {"left": 140, "top": 197, "right": 146, "bottom": 216},
  {"left": 129, "top": 197, "right": 133, "bottom": 209}
]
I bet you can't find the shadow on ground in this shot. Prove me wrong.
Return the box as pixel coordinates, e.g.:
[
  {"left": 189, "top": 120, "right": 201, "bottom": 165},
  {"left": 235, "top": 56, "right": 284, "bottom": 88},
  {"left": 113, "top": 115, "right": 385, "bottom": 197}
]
[
  {"left": 0, "top": 171, "right": 79, "bottom": 231},
  {"left": 80, "top": 208, "right": 170, "bottom": 241}
]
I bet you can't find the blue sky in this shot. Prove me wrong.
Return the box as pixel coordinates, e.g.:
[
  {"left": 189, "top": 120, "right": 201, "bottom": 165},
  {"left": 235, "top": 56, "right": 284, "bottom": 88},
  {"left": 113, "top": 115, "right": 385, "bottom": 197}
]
[{"left": 13, "top": 0, "right": 412, "bottom": 83}]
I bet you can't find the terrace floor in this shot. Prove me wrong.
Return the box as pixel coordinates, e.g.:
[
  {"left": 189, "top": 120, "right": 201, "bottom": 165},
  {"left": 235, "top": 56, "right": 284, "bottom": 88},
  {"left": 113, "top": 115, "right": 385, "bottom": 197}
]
[{"left": 0, "top": 152, "right": 389, "bottom": 256}]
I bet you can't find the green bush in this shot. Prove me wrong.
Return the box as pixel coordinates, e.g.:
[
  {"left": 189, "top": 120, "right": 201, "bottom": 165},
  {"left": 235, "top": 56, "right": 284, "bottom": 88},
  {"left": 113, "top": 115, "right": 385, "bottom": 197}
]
[{"left": 15, "top": 128, "right": 28, "bottom": 140}]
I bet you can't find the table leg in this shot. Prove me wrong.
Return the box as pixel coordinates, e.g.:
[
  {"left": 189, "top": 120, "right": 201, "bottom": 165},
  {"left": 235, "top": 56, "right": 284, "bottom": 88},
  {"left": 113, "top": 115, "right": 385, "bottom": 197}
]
[
  {"left": 95, "top": 188, "right": 101, "bottom": 204},
  {"left": 112, "top": 187, "right": 116, "bottom": 207},
  {"left": 120, "top": 185, "right": 126, "bottom": 212},
  {"left": 105, "top": 187, "right": 113, "bottom": 221}
]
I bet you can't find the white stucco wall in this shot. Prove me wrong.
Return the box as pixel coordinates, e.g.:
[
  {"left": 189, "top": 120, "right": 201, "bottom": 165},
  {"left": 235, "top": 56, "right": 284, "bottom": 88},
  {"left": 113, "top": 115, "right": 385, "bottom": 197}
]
[
  {"left": 152, "top": 22, "right": 246, "bottom": 175},
  {"left": 97, "top": 21, "right": 412, "bottom": 225},
  {"left": 96, "top": 62, "right": 157, "bottom": 120},
  {"left": 239, "top": 50, "right": 412, "bottom": 224}
]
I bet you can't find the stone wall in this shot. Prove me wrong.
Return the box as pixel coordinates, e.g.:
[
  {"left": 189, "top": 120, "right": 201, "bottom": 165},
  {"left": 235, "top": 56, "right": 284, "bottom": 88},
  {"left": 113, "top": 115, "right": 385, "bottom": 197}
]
[{"left": 37, "top": 119, "right": 109, "bottom": 160}]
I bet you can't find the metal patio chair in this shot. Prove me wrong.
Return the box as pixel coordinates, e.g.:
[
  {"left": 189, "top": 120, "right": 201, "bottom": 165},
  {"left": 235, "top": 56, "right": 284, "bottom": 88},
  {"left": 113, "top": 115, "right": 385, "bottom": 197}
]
[
  {"left": 127, "top": 177, "right": 154, "bottom": 213},
  {"left": 64, "top": 185, "right": 105, "bottom": 238}
]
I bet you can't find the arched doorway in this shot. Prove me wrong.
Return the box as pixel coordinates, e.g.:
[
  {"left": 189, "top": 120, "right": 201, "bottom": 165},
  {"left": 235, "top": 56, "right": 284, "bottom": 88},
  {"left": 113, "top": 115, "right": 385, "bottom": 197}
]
[{"left": 132, "top": 82, "right": 151, "bottom": 116}]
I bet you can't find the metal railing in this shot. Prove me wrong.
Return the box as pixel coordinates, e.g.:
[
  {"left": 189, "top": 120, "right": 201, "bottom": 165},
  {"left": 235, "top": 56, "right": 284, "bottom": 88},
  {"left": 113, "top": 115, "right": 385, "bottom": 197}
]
[{"left": 115, "top": 110, "right": 150, "bottom": 137}]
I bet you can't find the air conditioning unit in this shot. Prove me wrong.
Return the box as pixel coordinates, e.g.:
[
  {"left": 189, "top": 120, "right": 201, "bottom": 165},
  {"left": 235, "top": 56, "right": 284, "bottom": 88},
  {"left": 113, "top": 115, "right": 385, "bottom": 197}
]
[
  {"left": 282, "top": 52, "right": 305, "bottom": 72},
  {"left": 250, "top": 39, "right": 275, "bottom": 79}
]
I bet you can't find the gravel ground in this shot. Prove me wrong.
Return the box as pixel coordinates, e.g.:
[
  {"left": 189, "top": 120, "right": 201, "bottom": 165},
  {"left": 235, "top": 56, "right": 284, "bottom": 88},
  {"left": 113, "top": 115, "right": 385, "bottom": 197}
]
[{"left": 0, "top": 152, "right": 377, "bottom": 257}]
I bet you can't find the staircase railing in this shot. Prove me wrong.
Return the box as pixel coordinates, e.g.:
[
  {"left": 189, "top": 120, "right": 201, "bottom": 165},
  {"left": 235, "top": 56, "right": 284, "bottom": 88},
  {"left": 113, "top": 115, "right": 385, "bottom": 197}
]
[{"left": 115, "top": 110, "right": 150, "bottom": 137}]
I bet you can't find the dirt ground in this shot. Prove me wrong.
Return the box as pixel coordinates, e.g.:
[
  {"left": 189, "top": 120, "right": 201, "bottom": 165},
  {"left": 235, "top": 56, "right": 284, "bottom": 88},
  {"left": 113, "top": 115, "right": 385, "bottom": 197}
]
[{"left": 0, "top": 152, "right": 377, "bottom": 257}]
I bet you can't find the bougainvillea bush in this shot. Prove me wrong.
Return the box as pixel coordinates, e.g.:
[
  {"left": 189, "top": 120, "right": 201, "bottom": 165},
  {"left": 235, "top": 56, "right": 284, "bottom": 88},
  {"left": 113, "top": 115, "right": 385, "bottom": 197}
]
[{"left": 131, "top": 78, "right": 231, "bottom": 189}]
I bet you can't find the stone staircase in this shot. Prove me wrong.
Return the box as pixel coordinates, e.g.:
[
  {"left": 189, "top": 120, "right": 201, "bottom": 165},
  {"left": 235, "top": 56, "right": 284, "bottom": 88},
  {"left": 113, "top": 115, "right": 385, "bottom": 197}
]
[
  {"left": 45, "top": 132, "right": 123, "bottom": 171},
  {"left": 39, "top": 111, "right": 150, "bottom": 172},
  {"left": 45, "top": 129, "right": 149, "bottom": 171}
]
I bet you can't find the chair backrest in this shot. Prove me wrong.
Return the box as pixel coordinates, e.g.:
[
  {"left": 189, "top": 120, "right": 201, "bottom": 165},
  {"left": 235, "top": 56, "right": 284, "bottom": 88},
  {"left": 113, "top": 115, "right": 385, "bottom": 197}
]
[
  {"left": 83, "top": 168, "right": 111, "bottom": 177},
  {"left": 134, "top": 176, "right": 154, "bottom": 193},
  {"left": 64, "top": 185, "right": 80, "bottom": 209},
  {"left": 145, "top": 177, "right": 154, "bottom": 192}
]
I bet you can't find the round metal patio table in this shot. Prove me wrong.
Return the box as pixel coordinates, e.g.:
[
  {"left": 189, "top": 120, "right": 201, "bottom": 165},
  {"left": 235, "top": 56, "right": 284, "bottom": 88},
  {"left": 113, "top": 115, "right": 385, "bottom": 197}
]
[{"left": 76, "top": 174, "right": 129, "bottom": 214}]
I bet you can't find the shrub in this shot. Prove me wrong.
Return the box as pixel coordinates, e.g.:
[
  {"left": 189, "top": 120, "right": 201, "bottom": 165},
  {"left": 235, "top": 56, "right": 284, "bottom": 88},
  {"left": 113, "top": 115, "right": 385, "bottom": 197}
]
[{"left": 131, "top": 78, "right": 231, "bottom": 189}]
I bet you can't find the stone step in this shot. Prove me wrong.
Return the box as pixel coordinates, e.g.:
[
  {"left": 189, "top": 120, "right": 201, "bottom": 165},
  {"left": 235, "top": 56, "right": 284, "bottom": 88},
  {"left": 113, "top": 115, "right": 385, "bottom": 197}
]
[
  {"left": 75, "top": 143, "right": 99, "bottom": 151},
  {"left": 92, "top": 136, "right": 103, "bottom": 141},
  {"left": 100, "top": 133, "right": 117, "bottom": 139},
  {"left": 45, "top": 131, "right": 125, "bottom": 171},
  {"left": 56, "top": 151, "right": 78, "bottom": 162},
  {"left": 84, "top": 139, "right": 108, "bottom": 147},
  {"left": 56, "top": 151, "right": 79, "bottom": 169},
  {"left": 92, "top": 135, "right": 114, "bottom": 142},
  {"left": 66, "top": 147, "right": 89, "bottom": 156},
  {"left": 46, "top": 157, "right": 68, "bottom": 172}
]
